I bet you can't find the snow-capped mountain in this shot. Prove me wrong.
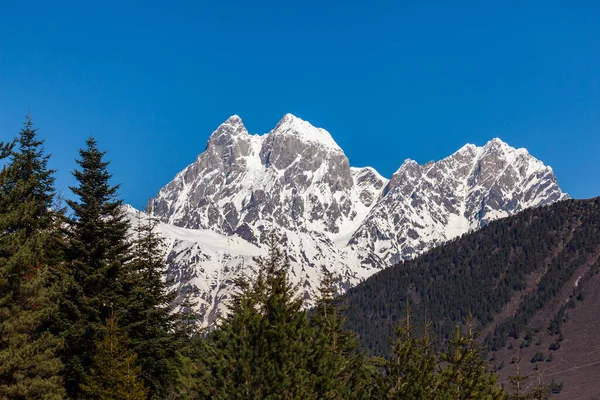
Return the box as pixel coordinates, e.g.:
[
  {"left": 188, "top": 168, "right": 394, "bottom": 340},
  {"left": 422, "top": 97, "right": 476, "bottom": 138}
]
[
  {"left": 349, "top": 138, "right": 567, "bottom": 264},
  {"left": 134, "top": 114, "right": 567, "bottom": 325}
]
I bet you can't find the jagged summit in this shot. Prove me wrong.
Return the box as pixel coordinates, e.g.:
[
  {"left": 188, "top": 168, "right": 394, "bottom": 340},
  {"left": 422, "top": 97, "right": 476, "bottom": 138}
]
[
  {"left": 208, "top": 114, "right": 249, "bottom": 142},
  {"left": 271, "top": 113, "right": 341, "bottom": 151},
  {"left": 394, "top": 138, "right": 524, "bottom": 178},
  {"left": 453, "top": 143, "right": 478, "bottom": 155},
  {"left": 276, "top": 113, "right": 302, "bottom": 125},
  {"left": 224, "top": 114, "right": 243, "bottom": 125},
  {"left": 142, "top": 114, "right": 568, "bottom": 326},
  {"left": 393, "top": 158, "right": 420, "bottom": 175},
  {"left": 486, "top": 137, "right": 507, "bottom": 145},
  {"left": 207, "top": 113, "right": 342, "bottom": 153},
  {"left": 481, "top": 137, "right": 515, "bottom": 155},
  {"left": 477, "top": 138, "right": 535, "bottom": 163},
  {"left": 400, "top": 138, "right": 539, "bottom": 178}
]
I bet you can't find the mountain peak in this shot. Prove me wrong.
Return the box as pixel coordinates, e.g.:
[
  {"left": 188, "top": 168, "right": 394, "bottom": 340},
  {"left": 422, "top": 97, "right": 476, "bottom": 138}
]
[
  {"left": 218, "top": 114, "right": 247, "bottom": 132},
  {"left": 208, "top": 115, "right": 248, "bottom": 143},
  {"left": 279, "top": 113, "right": 301, "bottom": 123},
  {"left": 272, "top": 113, "right": 341, "bottom": 151},
  {"left": 393, "top": 158, "right": 419, "bottom": 175},
  {"left": 482, "top": 137, "right": 511, "bottom": 152},
  {"left": 454, "top": 143, "right": 478, "bottom": 155},
  {"left": 478, "top": 137, "right": 537, "bottom": 165},
  {"left": 222, "top": 114, "right": 245, "bottom": 129},
  {"left": 487, "top": 137, "right": 506, "bottom": 145}
]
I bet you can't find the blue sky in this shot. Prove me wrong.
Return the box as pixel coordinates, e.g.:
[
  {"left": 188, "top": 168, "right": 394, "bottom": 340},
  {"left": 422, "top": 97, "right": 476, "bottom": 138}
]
[{"left": 1, "top": 1, "right": 598, "bottom": 209}]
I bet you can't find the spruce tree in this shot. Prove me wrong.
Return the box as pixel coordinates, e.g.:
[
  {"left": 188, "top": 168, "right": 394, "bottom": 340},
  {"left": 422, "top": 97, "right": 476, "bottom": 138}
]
[
  {"left": 172, "top": 345, "right": 205, "bottom": 400},
  {"left": 123, "top": 210, "right": 179, "bottom": 398},
  {"left": 310, "top": 267, "right": 373, "bottom": 399},
  {"left": 0, "top": 115, "right": 65, "bottom": 398},
  {"left": 438, "top": 321, "right": 506, "bottom": 399},
  {"left": 80, "top": 313, "right": 148, "bottom": 400},
  {"left": 375, "top": 306, "right": 438, "bottom": 399},
  {"left": 201, "top": 231, "right": 317, "bottom": 399},
  {"left": 507, "top": 354, "right": 530, "bottom": 400},
  {"left": 528, "top": 365, "right": 550, "bottom": 400},
  {"left": 60, "top": 135, "right": 131, "bottom": 397},
  {"left": 507, "top": 354, "right": 552, "bottom": 400}
]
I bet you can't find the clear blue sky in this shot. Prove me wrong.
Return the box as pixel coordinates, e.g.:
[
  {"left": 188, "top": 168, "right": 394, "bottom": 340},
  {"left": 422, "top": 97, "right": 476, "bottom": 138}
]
[{"left": 1, "top": 1, "right": 598, "bottom": 209}]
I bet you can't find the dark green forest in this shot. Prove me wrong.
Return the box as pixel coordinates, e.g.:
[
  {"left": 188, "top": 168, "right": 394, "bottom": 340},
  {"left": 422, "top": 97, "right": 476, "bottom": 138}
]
[
  {"left": 0, "top": 116, "right": 564, "bottom": 399},
  {"left": 342, "top": 196, "right": 600, "bottom": 357}
]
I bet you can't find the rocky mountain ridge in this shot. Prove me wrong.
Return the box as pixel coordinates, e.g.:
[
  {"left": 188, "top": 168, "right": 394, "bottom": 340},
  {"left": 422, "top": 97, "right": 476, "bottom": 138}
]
[{"left": 131, "top": 114, "right": 567, "bottom": 325}]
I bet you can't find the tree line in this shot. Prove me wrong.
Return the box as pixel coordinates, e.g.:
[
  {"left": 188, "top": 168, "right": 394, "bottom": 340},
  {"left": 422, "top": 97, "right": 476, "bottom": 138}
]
[{"left": 1, "top": 115, "right": 553, "bottom": 399}]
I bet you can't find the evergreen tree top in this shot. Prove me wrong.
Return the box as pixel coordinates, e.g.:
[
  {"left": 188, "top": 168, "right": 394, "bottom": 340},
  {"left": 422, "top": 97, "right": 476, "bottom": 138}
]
[
  {"left": 1, "top": 113, "right": 56, "bottom": 229},
  {"left": 68, "top": 135, "right": 121, "bottom": 214}
]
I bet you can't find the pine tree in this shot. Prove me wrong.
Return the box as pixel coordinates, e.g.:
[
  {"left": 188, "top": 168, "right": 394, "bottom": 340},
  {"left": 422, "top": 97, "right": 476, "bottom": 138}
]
[
  {"left": 528, "top": 365, "right": 550, "bottom": 400},
  {"left": 171, "top": 347, "right": 205, "bottom": 400},
  {"left": 80, "top": 313, "right": 148, "bottom": 400},
  {"left": 507, "top": 354, "right": 552, "bottom": 400},
  {"left": 122, "top": 209, "right": 179, "bottom": 399},
  {"left": 310, "top": 267, "right": 372, "bottom": 399},
  {"left": 60, "top": 135, "right": 131, "bottom": 397},
  {"left": 374, "top": 309, "right": 507, "bottom": 399},
  {"left": 375, "top": 306, "right": 438, "bottom": 399},
  {"left": 200, "top": 231, "right": 317, "bottom": 399},
  {"left": 507, "top": 354, "right": 531, "bottom": 400},
  {"left": 0, "top": 114, "right": 65, "bottom": 398},
  {"left": 438, "top": 320, "right": 506, "bottom": 399},
  {"left": 311, "top": 268, "right": 357, "bottom": 358}
]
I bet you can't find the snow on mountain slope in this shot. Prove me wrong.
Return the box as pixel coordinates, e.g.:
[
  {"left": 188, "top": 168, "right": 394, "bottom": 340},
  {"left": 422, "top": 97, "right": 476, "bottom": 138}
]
[
  {"left": 348, "top": 138, "right": 567, "bottom": 264},
  {"left": 136, "top": 115, "right": 567, "bottom": 326}
]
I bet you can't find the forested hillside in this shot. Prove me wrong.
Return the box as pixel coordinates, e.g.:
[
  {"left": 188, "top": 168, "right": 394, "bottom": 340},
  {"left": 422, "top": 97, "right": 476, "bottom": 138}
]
[{"left": 342, "top": 197, "right": 600, "bottom": 398}]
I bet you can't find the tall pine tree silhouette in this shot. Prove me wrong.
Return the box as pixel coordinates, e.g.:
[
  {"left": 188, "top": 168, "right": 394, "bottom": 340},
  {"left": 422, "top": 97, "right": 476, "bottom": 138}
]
[
  {"left": 0, "top": 114, "right": 65, "bottom": 399},
  {"left": 61, "top": 135, "right": 131, "bottom": 397}
]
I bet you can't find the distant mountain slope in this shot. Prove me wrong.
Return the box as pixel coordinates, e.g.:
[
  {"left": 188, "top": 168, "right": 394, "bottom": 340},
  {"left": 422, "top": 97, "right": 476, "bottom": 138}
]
[
  {"left": 349, "top": 138, "right": 567, "bottom": 263},
  {"left": 135, "top": 114, "right": 567, "bottom": 326},
  {"left": 342, "top": 198, "right": 600, "bottom": 399}
]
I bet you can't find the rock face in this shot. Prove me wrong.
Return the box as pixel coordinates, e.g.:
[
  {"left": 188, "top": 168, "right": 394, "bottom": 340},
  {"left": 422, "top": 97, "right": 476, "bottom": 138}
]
[
  {"left": 349, "top": 139, "right": 566, "bottom": 264},
  {"left": 138, "top": 114, "right": 568, "bottom": 326}
]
